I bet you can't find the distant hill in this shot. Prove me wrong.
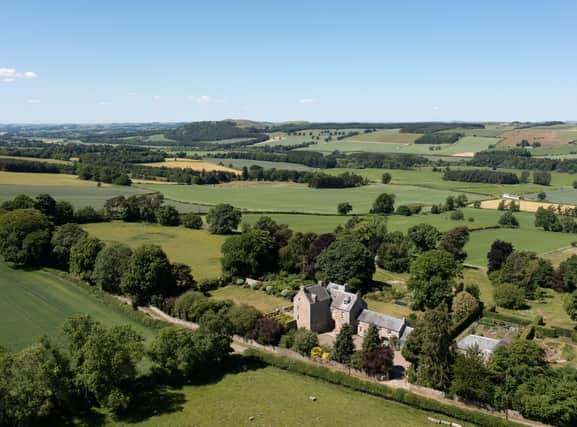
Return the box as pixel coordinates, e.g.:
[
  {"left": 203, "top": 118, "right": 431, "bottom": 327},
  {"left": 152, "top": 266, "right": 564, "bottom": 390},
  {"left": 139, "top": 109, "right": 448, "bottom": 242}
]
[{"left": 166, "top": 120, "right": 266, "bottom": 142}]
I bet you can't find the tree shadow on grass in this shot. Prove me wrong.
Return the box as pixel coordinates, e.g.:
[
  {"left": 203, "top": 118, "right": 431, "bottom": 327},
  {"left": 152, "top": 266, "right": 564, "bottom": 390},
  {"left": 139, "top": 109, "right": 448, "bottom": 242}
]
[
  {"left": 117, "top": 383, "right": 187, "bottom": 423},
  {"left": 117, "top": 354, "right": 267, "bottom": 423}
]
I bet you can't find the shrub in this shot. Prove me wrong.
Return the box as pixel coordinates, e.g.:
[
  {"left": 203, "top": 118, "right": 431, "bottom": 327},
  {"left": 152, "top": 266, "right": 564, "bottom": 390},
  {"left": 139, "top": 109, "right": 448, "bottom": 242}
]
[
  {"left": 395, "top": 205, "right": 412, "bottom": 216},
  {"left": 450, "top": 210, "right": 464, "bottom": 220},
  {"left": 173, "top": 290, "right": 206, "bottom": 319},
  {"left": 226, "top": 304, "right": 262, "bottom": 337},
  {"left": 291, "top": 328, "right": 319, "bottom": 355},
  {"left": 498, "top": 211, "right": 519, "bottom": 228},
  {"left": 181, "top": 212, "right": 203, "bottom": 229},
  {"left": 195, "top": 277, "right": 225, "bottom": 293},
  {"left": 494, "top": 284, "right": 525, "bottom": 309}
]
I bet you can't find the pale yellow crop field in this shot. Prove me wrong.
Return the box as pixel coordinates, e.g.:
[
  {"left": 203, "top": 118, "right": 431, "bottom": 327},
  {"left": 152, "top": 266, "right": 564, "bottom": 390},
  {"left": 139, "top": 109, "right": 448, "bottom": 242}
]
[
  {"left": 142, "top": 158, "right": 239, "bottom": 174},
  {"left": 480, "top": 198, "right": 576, "bottom": 212}
]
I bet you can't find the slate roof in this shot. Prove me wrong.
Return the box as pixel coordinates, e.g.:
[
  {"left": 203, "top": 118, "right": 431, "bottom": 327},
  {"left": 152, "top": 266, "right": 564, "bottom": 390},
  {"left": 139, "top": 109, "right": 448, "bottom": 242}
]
[
  {"left": 303, "top": 284, "right": 330, "bottom": 303},
  {"left": 358, "top": 309, "right": 406, "bottom": 332},
  {"left": 457, "top": 335, "right": 506, "bottom": 355},
  {"left": 330, "top": 290, "right": 360, "bottom": 312}
]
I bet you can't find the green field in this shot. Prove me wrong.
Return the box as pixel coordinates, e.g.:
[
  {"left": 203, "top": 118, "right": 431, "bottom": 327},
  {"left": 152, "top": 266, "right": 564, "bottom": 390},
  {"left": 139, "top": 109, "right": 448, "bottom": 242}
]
[
  {"left": 136, "top": 181, "right": 483, "bottom": 214},
  {"left": 465, "top": 228, "right": 577, "bottom": 267},
  {"left": 242, "top": 213, "right": 348, "bottom": 233},
  {"left": 327, "top": 167, "right": 573, "bottom": 196},
  {"left": 107, "top": 365, "right": 471, "bottom": 427},
  {"left": 298, "top": 135, "right": 500, "bottom": 156},
  {"left": 83, "top": 222, "right": 225, "bottom": 279},
  {"left": 0, "top": 172, "right": 151, "bottom": 208},
  {"left": 210, "top": 285, "right": 288, "bottom": 313},
  {"left": 0, "top": 262, "right": 156, "bottom": 351},
  {"left": 523, "top": 188, "right": 577, "bottom": 205},
  {"left": 245, "top": 208, "right": 538, "bottom": 235}
]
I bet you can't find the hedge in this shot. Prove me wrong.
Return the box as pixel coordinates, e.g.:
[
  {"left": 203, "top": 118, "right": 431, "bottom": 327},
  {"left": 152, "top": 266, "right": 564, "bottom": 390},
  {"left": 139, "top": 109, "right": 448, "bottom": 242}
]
[
  {"left": 535, "top": 325, "right": 577, "bottom": 340},
  {"left": 245, "top": 349, "right": 522, "bottom": 427},
  {"left": 449, "top": 303, "right": 483, "bottom": 338},
  {"left": 481, "top": 309, "right": 531, "bottom": 326},
  {"left": 48, "top": 269, "right": 166, "bottom": 330}
]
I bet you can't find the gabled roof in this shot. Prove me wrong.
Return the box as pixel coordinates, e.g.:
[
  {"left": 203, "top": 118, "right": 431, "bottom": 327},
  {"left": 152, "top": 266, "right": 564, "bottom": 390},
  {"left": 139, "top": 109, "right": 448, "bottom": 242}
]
[
  {"left": 303, "top": 284, "right": 330, "bottom": 304},
  {"left": 457, "top": 335, "right": 506, "bottom": 354},
  {"left": 358, "top": 309, "right": 406, "bottom": 332},
  {"left": 330, "top": 290, "right": 360, "bottom": 312}
]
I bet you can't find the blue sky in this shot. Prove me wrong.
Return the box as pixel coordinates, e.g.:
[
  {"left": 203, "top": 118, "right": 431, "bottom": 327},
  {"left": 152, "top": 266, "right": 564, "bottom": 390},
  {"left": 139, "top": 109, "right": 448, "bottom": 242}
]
[{"left": 1, "top": 0, "right": 576, "bottom": 123}]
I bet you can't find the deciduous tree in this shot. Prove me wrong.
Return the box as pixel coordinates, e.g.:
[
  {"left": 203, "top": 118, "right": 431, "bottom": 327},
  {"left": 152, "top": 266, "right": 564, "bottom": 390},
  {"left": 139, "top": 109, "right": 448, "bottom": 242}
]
[
  {"left": 206, "top": 203, "right": 241, "bottom": 234},
  {"left": 92, "top": 243, "right": 132, "bottom": 293},
  {"left": 69, "top": 237, "right": 103, "bottom": 282},
  {"left": 0, "top": 208, "right": 51, "bottom": 266},
  {"left": 407, "top": 249, "right": 458, "bottom": 311}
]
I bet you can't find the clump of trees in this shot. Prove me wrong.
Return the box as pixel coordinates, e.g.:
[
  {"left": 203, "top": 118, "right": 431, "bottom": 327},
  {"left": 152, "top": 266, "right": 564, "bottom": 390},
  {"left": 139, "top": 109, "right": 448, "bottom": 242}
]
[
  {"left": 443, "top": 169, "right": 520, "bottom": 184},
  {"left": 206, "top": 204, "right": 242, "bottom": 234}
]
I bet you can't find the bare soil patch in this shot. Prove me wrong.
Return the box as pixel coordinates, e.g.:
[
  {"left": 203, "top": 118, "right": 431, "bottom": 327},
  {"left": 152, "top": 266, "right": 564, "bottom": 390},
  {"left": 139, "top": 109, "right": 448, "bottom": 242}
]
[{"left": 499, "top": 129, "right": 577, "bottom": 147}]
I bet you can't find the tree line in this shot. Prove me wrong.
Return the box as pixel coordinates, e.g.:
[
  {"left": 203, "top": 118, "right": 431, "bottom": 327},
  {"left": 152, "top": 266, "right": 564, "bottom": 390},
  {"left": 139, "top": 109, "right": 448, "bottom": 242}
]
[
  {"left": 443, "top": 169, "right": 520, "bottom": 184},
  {"left": 470, "top": 149, "right": 577, "bottom": 173}
]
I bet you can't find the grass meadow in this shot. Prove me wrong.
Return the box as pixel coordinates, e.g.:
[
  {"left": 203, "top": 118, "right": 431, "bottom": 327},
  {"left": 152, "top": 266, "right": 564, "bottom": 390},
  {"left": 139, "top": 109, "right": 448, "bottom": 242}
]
[
  {"left": 106, "top": 365, "right": 471, "bottom": 427},
  {"left": 298, "top": 135, "right": 500, "bottom": 156},
  {"left": 136, "top": 181, "right": 483, "bottom": 214},
  {"left": 464, "top": 227, "right": 577, "bottom": 267},
  {"left": 82, "top": 222, "right": 225, "bottom": 279},
  {"left": 0, "top": 172, "right": 151, "bottom": 208},
  {"left": 0, "top": 262, "right": 156, "bottom": 351},
  {"left": 327, "top": 167, "right": 574, "bottom": 196}
]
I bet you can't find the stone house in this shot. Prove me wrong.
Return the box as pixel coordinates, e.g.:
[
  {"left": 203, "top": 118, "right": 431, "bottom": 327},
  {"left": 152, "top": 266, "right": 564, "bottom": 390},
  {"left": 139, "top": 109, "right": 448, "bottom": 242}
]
[
  {"left": 357, "top": 309, "right": 410, "bottom": 342},
  {"left": 294, "top": 283, "right": 412, "bottom": 344},
  {"left": 326, "top": 283, "right": 366, "bottom": 333},
  {"left": 293, "top": 284, "right": 333, "bottom": 332}
]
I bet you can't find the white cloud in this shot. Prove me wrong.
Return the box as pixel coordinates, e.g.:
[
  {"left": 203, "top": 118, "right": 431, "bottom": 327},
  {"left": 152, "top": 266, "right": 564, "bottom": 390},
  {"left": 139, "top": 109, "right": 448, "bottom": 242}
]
[
  {"left": 127, "top": 91, "right": 138, "bottom": 96},
  {"left": 153, "top": 95, "right": 161, "bottom": 101},
  {"left": 433, "top": 106, "right": 440, "bottom": 111},
  {"left": 188, "top": 95, "right": 226, "bottom": 105},
  {"left": 26, "top": 99, "right": 40, "bottom": 104},
  {"left": 299, "top": 98, "right": 316, "bottom": 104},
  {"left": 98, "top": 101, "right": 112, "bottom": 105},
  {"left": 0, "top": 67, "right": 38, "bottom": 83}
]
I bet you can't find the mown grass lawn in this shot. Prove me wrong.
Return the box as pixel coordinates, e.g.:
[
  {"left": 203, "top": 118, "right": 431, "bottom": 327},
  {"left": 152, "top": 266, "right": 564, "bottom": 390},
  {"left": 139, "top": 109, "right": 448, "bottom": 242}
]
[
  {"left": 107, "top": 365, "right": 472, "bottom": 427},
  {"left": 83, "top": 222, "right": 225, "bottom": 279},
  {"left": 137, "top": 181, "right": 483, "bottom": 214},
  {"left": 210, "top": 286, "right": 288, "bottom": 313},
  {"left": 0, "top": 262, "right": 156, "bottom": 351}
]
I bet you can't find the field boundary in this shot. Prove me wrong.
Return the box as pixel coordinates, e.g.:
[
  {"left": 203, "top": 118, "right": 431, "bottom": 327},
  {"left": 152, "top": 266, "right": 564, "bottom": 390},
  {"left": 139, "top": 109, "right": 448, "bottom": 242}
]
[{"left": 45, "top": 269, "right": 167, "bottom": 330}]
